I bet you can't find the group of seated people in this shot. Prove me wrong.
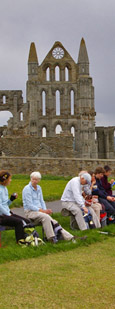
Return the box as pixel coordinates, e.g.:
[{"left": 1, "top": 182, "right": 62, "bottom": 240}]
[{"left": 0, "top": 166, "right": 115, "bottom": 245}]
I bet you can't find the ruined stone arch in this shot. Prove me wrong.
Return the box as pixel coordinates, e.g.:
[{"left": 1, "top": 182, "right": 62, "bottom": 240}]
[
  {"left": 42, "top": 126, "right": 47, "bottom": 137},
  {"left": 68, "top": 122, "right": 76, "bottom": 133},
  {"left": 19, "top": 111, "right": 23, "bottom": 121},
  {"left": 55, "top": 124, "right": 62, "bottom": 134},
  {"left": 55, "top": 89, "right": 60, "bottom": 115},
  {"left": 42, "top": 63, "right": 51, "bottom": 82},
  {"left": 70, "top": 126, "right": 75, "bottom": 137},
  {"left": 53, "top": 121, "right": 63, "bottom": 134},
  {"left": 41, "top": 90, "right": 46, "bottom": 116},
  {"left": 54, "top": 64, "right": 61, "bottom": 81},
  {"left": 64, "top": 63, "right": 71, "bottom": 81}
]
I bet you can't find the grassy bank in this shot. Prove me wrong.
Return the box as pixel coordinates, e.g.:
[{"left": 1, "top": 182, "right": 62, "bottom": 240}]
[
  {"left": 0, "top": 213, "right": 115, "bottom": 265},
  {"left": 0, "top": 237, "right": 115, "bottom": 308}
]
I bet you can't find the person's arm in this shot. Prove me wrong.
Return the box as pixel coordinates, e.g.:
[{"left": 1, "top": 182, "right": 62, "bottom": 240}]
[
  {"left": 38, "top": 187, "right": 53, "bottom": 214},
  {"left": 0, "top": 190, "right": 11, "bottom": 215},
  {"left": 39, "top": 187, "right": 47, "bottom": 210},
  {"left": 101, "top": 177, "right": 111, "bottom": 191},
  {"left": 71, "top": 180, "right": 88, "bottom": 213}
]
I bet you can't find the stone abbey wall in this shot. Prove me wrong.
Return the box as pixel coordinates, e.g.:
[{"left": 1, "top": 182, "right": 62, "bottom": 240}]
[
  {"left": 0, "top": 156, "right": 115, "bottom": 176},
  {"left": 0, "top": 135, "right": 74, "bottom": 157},
  {"left": 0, "top": 38, "right": 115, "bottom": 163}
]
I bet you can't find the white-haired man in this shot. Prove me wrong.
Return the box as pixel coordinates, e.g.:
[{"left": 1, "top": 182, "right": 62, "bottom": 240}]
[
  {"left": 22, "top": 171, "right": 75, "bottom": 243},
  {"left": 61, "top": 173, "right": 100, "bottom": 230}
]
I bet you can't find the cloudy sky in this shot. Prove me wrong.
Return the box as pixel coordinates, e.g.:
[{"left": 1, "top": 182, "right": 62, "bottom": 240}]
[{"left": 0, "top": 0, "right": 115, "bottom": 127}]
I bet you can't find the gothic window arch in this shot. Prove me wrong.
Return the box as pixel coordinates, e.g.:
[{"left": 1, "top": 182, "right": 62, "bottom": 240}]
[
  {"left": 42, "top": 90, "right": 46, "bottom": 116},
  {"left": 71, "top": 126, "right": 75, "bottom": 137},
  {"left": 42, "top": 126, "right": 47, "bottom": 137},
  {"left": 95, "top": 131, "right": 97, "bottom": 140},
  {"left": 56, "top": 90, "right": 60, "bottom": 115},
  {"left": 65, "top": 67, "right": 69, "bottom": 81},
  {"left": 3, "top": 95, "right": 6, "bottom": 104},
  {"left": 46, "top": 67, "right": 50, "bottom": 81},
  {"left": 55, "top": 124, "right": 62, "bottom": 134},
  {"left": 20, "top": 111, "right": 23, "bottom": 121},
  {"left": 55, "top": 65, "right": 60, "bottom": 81},
  {"left": 70, "top": 90, "right": 75, "bottom": 115}
]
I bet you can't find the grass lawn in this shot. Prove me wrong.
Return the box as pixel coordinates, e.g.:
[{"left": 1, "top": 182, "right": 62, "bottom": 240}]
[
  {"left": 0, "top": 174, "right": 115, "bottom": 308},
  {"left": 0, "top": 213, "right": 115, "bottom": 265},
  {"left": 0, "top": 237, "right": 115, "bottom": 308}
]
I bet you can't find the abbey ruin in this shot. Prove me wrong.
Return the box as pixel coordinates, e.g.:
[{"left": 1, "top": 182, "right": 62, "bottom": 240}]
[{"left": 0, "top": 39, "right": 115, "bottom": 175}]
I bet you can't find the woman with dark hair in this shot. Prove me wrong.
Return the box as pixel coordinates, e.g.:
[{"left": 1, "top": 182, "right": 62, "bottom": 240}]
[{"left": 0, "top": 170, "right": 30, "bottom": 243}]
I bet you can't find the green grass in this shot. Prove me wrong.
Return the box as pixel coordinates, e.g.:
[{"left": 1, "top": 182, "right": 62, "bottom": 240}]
[
  {"left": 0, "top": 174, "right": 114, "bottom": 308},
  {"left": 8, "top": 174, "right": 72, "bottom": 207},
  {"left": 0, "top": 237, "right": 115, "bottom": 308},
  {"left": 0, "top": 212, "right": 115, "bottom": 265}
]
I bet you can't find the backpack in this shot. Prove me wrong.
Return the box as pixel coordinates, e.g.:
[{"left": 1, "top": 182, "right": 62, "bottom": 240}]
[
  {"left": 100, "top": 210, "right": 107, "bottom": 227},
  {"left": 82, "top": 209, "right": 95, "bottom": 229},
  {"left": 18, "top": 228, "right": 45, "bottom": 247}
]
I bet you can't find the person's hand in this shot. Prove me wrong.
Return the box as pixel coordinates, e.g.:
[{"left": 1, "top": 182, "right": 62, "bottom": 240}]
[
  {"left": 46, "top": 209, "right": 53, "bottom": 215},
  {"left": 109, "top": 179, "right": 114, "bottom": 184},
  {"left": 83, "top": 207, "right": 88, "bottom": 213},
  {"left": 82, "top": 192, "right": 86, "bottom": 198},
  {"left": 107, "top": 196, "right": 114, "bottom": 201},
  {"left": 10, "top": 193, "right": 18, "bottom": 201},
  {"left": 92, "top": 179, "right": 96, "bottom": 186}
]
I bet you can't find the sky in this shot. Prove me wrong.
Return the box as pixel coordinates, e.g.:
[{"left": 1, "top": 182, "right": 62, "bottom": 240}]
[{"left": 0, "top": 0, "right": 115, "bottom": 127}]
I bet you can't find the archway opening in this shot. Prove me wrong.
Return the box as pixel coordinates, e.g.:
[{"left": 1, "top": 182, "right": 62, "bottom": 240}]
[
  {"left": 65, "top": 67, "right": 69, "bottom": 81},
  {"left": 70, "top": 90, "right": 74, "bottom": 115},
  {"left": 0, "top": 111, "right": 13, "bottom": 127},
  {"left": 42, "top": 127, "right": 46, "bottom": 137},
  {"left": 42, "top": 91, "right": 46, "bottom": 116},
  {"left": 55, "top": 124, "right": 62, "bottom": 134},
  {"left": 20, "top": 112, "right": 23, "bottom": 121},
  {"left": 46, "top": 67, "right": 50, "bottom": 81},
  {"left": 55, "top": 66, "right": 60, "bottom": 81},
  {"left": 56, "top": 90, "right": 60, "bottom": 115},
  {"left": 3, "top": 95, "right": 6, "bottom": 104},
  {"left": 71, "top": 126, "right": 75, "bottom": 137}
]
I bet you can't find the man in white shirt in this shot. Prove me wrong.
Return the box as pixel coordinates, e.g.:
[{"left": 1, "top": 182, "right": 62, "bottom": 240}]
[{"left": 61, "top": 173, "right": 100, "bottom": 230}]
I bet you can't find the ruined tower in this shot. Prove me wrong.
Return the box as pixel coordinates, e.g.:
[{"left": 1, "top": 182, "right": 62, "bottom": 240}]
[{"left": 26, "top": 38, "right": 97, "bottom": 158}]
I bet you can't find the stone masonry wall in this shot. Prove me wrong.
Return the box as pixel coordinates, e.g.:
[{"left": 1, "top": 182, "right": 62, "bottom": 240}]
[
  {"left": 1, "top": 157, "right": 115, "bottom": 176},
  {"left": 0, "top": 136, "right": 74, "bottom": 157}
]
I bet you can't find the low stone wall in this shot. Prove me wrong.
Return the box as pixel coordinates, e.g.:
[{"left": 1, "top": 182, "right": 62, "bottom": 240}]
[{"left": 0, "top": 156, "right": 115, "bottom": 176}]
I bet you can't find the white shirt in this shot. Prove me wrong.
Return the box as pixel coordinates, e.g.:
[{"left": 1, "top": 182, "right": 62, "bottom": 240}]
[{"left": 61, "top": 177, "right": 85, "bottom": 208}]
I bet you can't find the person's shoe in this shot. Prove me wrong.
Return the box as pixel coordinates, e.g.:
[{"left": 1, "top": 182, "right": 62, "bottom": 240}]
[
  {"left": 49, "top": 236, "right": 58, "bottom": 244},
  {"left": 71, "top": 238, "right": 77, "bottom": 244}
]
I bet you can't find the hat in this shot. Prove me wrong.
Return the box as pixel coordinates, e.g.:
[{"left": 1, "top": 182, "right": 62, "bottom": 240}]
[{"left": 81, "top": 173, "right": 91, "bottom": 186}]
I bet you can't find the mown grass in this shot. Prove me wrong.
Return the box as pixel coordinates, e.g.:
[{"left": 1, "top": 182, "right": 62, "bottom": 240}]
[
  {"left": 0, "top": 212, "right": 115, "bottom": 265},
  {"left": 8, "top": 174, "right": 72, "bottom": 207},
  {"left": 0, "top": 237, "right": 115, "bottom": 308},
  {"left": 0, "top": 174, "right": 115, "bottom": 308}
]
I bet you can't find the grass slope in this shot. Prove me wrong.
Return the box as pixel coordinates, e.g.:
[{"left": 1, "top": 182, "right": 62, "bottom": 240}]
[
  {"left": 0, "top": 237, "right": 115, "bottom": 308},
  {"left": 0, "top": 213, "right": 115, "bottom": 265}
]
